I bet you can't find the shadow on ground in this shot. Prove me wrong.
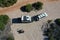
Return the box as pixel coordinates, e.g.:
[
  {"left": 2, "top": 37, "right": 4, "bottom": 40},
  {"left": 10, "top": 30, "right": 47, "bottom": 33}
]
[
  {"left": 12, "top": 18, "right": 22, "bottom": 23},
  {"left": 20, "top": 6, "right": 27, "bottom": 12}
]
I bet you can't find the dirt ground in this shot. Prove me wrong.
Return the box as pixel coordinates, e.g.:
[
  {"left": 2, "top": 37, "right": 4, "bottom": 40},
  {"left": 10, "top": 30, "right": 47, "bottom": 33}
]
[{"left": 0, "top": 0, "right": 60, "bottom": 40}]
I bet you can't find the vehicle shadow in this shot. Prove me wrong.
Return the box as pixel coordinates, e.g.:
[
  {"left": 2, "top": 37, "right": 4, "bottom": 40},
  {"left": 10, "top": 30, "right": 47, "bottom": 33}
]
[
  {"left": 12, "top": 18, "right": 32, "bottom": 23},
  {"left": 20, "top": 6, "right": 26, "bottom": 12},
  {"left": 12, "top": 18, "right": 22, "bottom": 23}
]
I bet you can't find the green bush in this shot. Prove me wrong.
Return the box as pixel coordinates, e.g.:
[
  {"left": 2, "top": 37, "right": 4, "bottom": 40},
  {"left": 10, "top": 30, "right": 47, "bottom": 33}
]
[
  {"left": 54, "top": 18, "right": 60, "bottom": 26},
  {"left": 0, "top": 15, "right": 9, "bottom": 31},
  {"left": 44, "top": 19, "right": 60, "bottom": 40},
  {"left": 0, "top": 22, "right": 5, "bottom": 31},
  {"left": 32, "top": 2, "right": 43, "bottom": 10},
  {"left": 7, "top": 36, "right": 14, "bottom": 40},
  {"left": 20, "top": 2, "right": 43, "bottom": 12},
  {"left": 0, "top": 15, "right": 9, "bottom": 24},
  {"left": 0, "top": 0, "right": 17, "bottom": 7},
  {"left": 25, "top": 4, "right": 33, "bottom": 12},
  {"left": 49, "top": 35, "right": 55, "bottom": 40}
]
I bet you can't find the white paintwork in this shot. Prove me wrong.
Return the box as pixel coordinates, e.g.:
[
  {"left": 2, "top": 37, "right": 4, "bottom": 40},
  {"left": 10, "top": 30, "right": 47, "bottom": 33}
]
[
  {"left": 21, "top": 16, "right": 31, "bottom": 22},
  {"left": 38, "top": 12, "right": 48, "bottom": 19},
  {"left": 26, "top": 16, "right": 31, "bottom": 21},
  {"left": 44, "top": 12, "right": 48, "bottom": 17},
  {"left": 21, "top": 16, "right": 24, "bottom": 21}
]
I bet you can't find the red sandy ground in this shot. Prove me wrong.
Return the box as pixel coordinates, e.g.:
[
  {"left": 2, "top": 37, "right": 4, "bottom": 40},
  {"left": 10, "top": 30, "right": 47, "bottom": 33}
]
[{"left": 0, "top": 0, "right": 45, "bottom": 13}]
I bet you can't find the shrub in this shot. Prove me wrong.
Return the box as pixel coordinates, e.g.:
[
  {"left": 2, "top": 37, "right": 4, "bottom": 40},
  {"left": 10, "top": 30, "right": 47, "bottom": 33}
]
[
  {"left": 25, "top": 4, "right": 33, "bottom": 12},
  {"left": 44, "top": 19, "right": 60, "bottom": 40},
  {"left": 0, "top": 0, "right": 17, "bottom": 7},
  {"left": 0, "top": 15, "right": 9, "bottom": 24},
  {"left": 50, "top": 23, "right": 55, "bottom": 30},
  {"left": 0, "top": 15, "right": 9, "bottom": 31},
  {"left": 7, "top": 36, "right": 14, "bottom": 40},
  {"left": 49, "top": 35, "right": 55, "bottom": 40},
  {"left": 47, "top": 20, "right": 52, "bottom": 23},
  {"left": 20, "top": 2, "right": 43, "bottom": 12},
  {"left": 0, "top": 22, "right": 5, "bottom": 31},
  {"left": 32, "top": 2, "right": 43, "bottom": 10},
  {"left": 54, "top": 18, "right": 60, "bottom": 26}
]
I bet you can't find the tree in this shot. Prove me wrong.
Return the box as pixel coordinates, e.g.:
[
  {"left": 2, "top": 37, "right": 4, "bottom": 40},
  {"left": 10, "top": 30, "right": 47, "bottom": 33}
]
[
  {"left": 54, "top": 18, "right": 60, "bottom": 26},
  {"left": 0, "top": 15, "right": 9, "bottom": 31},
  {"left": 0, "top": 0, "right": 17, "bottom": 7},
  {"left": 49, "top": 35, "right": 55, "bottom": 40},
  {"left": 25, "top": 4, "right": 33, "bottom": 12},
  {"left": 7, "top": 37, "right": 14, "bottom": 40},
  {"left": 43, "top": 19, "right": 60, "bottom": 40},
  {"left": 0, "top": 15, "right": 9, "bottom": 24},
  {"left": 0, "top": 22, "right": 5, "bottom": 31},
  {"left": 32, "top": 2, "right": 43, "bottom": 10}
]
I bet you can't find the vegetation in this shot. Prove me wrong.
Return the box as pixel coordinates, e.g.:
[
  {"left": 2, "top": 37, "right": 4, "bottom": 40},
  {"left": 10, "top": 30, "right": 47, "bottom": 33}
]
[
  {"left": 44, "top": 18, "right": 60, "bottom": 40},
  {"left": 25, "top": 4, "right": 33, "bottom": 12},
  {"left": 0, "top": 22, "right": 5, "bottom": 31},
  {"left": 0, "top": 15, "right": 13, "bottom": 40},
  {"left": 0, "top": 0, "right": 17, "bottom": 7},
  {"left": 54, "top": 18, "right": 60, "bottom": 26},
  {"left": 20, "top": 2, "right": 43, "bottom": 12},
  {"left": 47, "top": 20, "right": 52, "bottom": 23},
  {"left": 20, "top": 4, "right": 33, "bottom": 12},
  {"left": 32, "top": 2, "right": 43, "bottom": 10},
  {"left": 0, "top": 15, "right": 9, "bottom": 31},
  {"left": 0, "top": 15, "right": 9, "bottom": 24},
  {"left": 7, "top": 36, "right": 14, "bottom": 40}
]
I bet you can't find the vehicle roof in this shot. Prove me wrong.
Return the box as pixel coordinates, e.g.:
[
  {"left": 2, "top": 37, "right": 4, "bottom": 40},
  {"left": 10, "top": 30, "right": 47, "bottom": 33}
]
[
  {"left": 21, "top": 16, "right": 31, "bottom": 21},
  {"left": 38, "top": 12, "right": 48, "bottom": 19}
]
